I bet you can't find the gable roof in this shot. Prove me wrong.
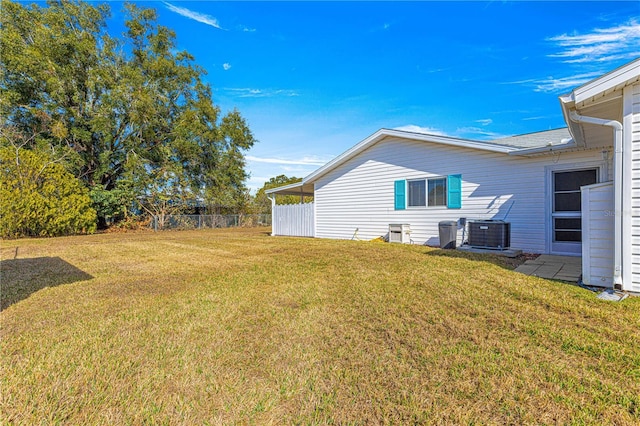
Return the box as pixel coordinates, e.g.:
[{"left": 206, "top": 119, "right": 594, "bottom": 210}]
[
  {"left": 266, "top": 128, "right": 573, "bottom": 195},
  {"left": 302, "top": 128, "right": 513, "bottom": 184},
  {"left": 303, "top": 128, "right": 575, "bottom": 184},
  {"left": 489, "top": 128, "right": 571, "bottom": 149},
  {"left": 267, "top": 58, "right": 639, "bottom": 197}
]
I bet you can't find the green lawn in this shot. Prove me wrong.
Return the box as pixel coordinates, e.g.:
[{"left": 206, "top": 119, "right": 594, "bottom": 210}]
[{"left": 2, "top": 228, "right": 639, "bottom": 424}]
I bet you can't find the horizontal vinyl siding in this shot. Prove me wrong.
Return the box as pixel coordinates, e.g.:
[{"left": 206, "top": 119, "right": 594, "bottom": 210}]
[
  {"left": 272, "top": 203, "right": 314, "bottom": 237},
  {"left": 314, "top": 137, "right": 610, "bottom": 253},
  {"left": 581, "top": 183, "right": 614, "bottom": 287},
  {"left": 630, "top": 83, "right": 640, "bottom": 291}
]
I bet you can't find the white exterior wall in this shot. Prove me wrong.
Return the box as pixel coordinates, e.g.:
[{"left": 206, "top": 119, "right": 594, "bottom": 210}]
[
  {"left": 314, "top": 137, "right": 612, "bottom": 254},
  {"left": 272, "top": 203, "right": 315, "bottom": 237},
  {"left": 626, "top": 83, "right": 640, "bottom": 292},
  {"left": 581, "top": 182, "right": 614, "bottom": 287}
]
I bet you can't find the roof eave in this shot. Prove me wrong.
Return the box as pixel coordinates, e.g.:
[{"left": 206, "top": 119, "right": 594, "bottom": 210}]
[
  {"left": 264, "top": 181, "right": 314, "bottom": 196},
  {"left": 558, "top": 58, "right": 640, "bottom": 147},
  {"left": 303, "top": 128, "right": 516, "bottom": 184},
  {"left": 509, "top": 138, "right": 577, "bottom": 156},
  {"left": 559, "top": 93, "right": 585, "bottom": 147},
  {"left": 572, "top": 58, "right": 640, "bottom": 106}
]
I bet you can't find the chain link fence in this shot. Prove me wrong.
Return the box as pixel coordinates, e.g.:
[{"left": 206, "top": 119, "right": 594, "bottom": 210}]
[{"left": 151, "top": 214, "right": 271, "bottom": 231}]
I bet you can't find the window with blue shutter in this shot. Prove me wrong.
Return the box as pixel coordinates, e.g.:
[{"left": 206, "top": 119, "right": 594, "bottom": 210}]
[
  {"left": 447, "top": 174, "right": 462, "bottom": 209},
  {"left": 394, "top": 180, "right": 406, "bottom": 210}
]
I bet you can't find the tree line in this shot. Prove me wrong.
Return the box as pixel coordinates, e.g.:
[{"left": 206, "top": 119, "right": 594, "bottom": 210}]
[{"left": 0, "top": 0, "right": 269, "bottom": 237}]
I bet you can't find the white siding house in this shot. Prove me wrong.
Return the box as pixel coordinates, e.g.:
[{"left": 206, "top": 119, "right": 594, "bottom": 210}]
[
  {"left": 313, "top": 135, "right": 611, "bottom": 254},
  {"left": 628, "top": 82, "right": 640, "bottom": 292},
  {"left": 267, "top": 58, "right": 640, "bottom": 293}
]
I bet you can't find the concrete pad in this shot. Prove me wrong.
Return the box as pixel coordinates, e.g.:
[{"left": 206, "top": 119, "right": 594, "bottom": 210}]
[
  {"left": 532, "top": 267, "right": 564, "bottom": 278},
  {"left": 514, "top": 265, "right": 541, "bottom": 274},
  {"left": 522, "top": 260, "right": 547, "bottom": 266},
  {"left": 597, "top": 289, "right": 629, "bottom": 302},
  {"left": 514, "top": 255, "right": 582, "bottom": 282}
]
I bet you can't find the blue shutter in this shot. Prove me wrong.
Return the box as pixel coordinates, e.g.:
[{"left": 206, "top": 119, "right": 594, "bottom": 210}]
[
  {"left": 394, "top": 180, "right": 406, "bottom": 210},
  {"left": 447, "top": 174, "right": 462, "bottom": 209}
]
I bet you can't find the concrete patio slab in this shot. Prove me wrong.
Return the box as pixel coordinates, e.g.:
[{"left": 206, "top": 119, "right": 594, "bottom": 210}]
[{"left": 514, "top": 255, "right": 582, "bottom": 282}]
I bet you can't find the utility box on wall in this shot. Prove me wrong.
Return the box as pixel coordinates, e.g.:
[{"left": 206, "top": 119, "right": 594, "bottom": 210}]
[{"left": 389, "top": 224, "right": 411, "bottom": 244}]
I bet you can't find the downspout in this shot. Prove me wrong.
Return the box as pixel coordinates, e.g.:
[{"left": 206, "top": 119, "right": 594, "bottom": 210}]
[
  {"left": 268, "top": 194, "right": 276, "bottom": 236},
  {"left": 568, "top": 110, "right": 624, "bottom": 289}
]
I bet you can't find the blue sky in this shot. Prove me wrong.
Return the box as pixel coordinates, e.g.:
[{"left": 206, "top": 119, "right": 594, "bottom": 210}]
[{"left": 110, "top": 1, "right": 638, "bottom": 192}]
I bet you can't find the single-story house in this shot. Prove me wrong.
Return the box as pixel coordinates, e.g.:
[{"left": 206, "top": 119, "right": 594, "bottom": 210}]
[{"left": 266, "top": 58, "right": 640, "bottom": 293}]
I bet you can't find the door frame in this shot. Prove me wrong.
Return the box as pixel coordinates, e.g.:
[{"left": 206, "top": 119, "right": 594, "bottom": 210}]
[{"left": 545, "top": 161, "right": 606, "bottom": 255}]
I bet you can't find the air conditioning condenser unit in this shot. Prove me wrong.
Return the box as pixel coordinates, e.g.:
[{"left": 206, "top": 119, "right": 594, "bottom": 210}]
[{"left": 468, "top": 220, "right": 510, "bottom": 250}]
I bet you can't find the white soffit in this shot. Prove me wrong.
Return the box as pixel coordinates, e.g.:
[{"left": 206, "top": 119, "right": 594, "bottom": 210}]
[{"left": 573, "top": 58, "right": 640, "bottom": 107}]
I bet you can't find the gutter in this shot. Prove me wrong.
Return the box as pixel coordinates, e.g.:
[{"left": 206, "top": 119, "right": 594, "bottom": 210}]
[
  {"left": 568, "top": 110, "right": 624, "bottom": 289},
  {"left": 509, "top": 138, "right": 577, "bottom": 156}
]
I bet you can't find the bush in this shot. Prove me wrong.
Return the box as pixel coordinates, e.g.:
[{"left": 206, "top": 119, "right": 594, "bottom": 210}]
[
  {"left": 89, "top": 185, "right": 135, "bottom": 229},
  {"left": 0, "top": 148, "right": 97, "bottom": 238}
]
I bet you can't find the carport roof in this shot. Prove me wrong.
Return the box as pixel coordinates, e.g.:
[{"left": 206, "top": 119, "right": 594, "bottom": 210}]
[{"left": 264, "top": 181, "right": 315, "bottom": 197}]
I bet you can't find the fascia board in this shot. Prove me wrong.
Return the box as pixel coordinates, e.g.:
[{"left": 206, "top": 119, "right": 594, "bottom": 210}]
[
  {"left": 264, "top": 181, "right": 304, "bottom": 195},
  {"left": 303, "top": 129, "right": 515, "bottom": 184},
  {"left": 509, "top": 139, "right": 577, "bottom": 156},
  {"left": 573, "top": 58, "right": 640, "bottom": 105}
]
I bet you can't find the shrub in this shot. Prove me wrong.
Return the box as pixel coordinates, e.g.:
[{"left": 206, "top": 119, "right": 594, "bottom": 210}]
[
  {"left": 89, "top": 185, "right": 135, "bottom": 229},
  {"left": 0, "top": 147, "right": 97, "bottom": 238}
]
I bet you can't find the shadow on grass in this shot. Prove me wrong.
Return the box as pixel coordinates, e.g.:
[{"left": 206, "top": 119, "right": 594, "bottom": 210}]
[
  {"left": 424, "top": 248, "right": 529, "bottom": 271},
  {"left": 1, "top": 257, "right": 93, "bottom": 311}
]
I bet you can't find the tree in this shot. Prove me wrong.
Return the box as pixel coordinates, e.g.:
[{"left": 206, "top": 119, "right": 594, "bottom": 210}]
[
  {"left": 0, "top": 0, "right": 255, "bottom": 227},
  {"left": 0, "top": 146, "right": 97, "bottom": 238},
  {"left": 253, "top": 175, "right": 312, "bottom": 214}
]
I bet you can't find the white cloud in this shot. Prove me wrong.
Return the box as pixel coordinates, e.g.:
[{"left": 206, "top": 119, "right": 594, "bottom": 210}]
[
  {"left": 505, "top": 71, "right": 603, "bottom": 93},
  {"left": 532, "top": 72, "right": 603, "bottom": 93},
  {"left": 223, "top": 63, "right": 232, "bottom": 71},
  {"left": 547, "top": 20, "right": 640, "bottom": 63},
  {"left": 393, "top": 125, "right": 448, "bottom": 136},
  {"left": 511, "top": 20, "right": 640, "bottom": 94},
  {"left": 455, "top": 127, "right": 508, "bottom": 140},
  {"left": 395, "top": 124, "right": 509, "bottom": 140},
  {"left": 223, "top": 88, "right": 299, "bottom": 98},
  {"left": 246, "top": 156, "right": 328, "bottom": 166},
  {"left": 523, "top": 115, "right": 554, "bottom": 121},
  {"left": 243, "top": 27, "right": 257, "bottom": 33},
  {"left": 163, "top": 2, "right": 223, "bottom": 29}
]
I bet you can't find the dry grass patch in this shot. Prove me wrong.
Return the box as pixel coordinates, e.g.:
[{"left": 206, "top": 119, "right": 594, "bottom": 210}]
[{"left": 2, "top": 228, "right": 639, "bottom": 424}]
